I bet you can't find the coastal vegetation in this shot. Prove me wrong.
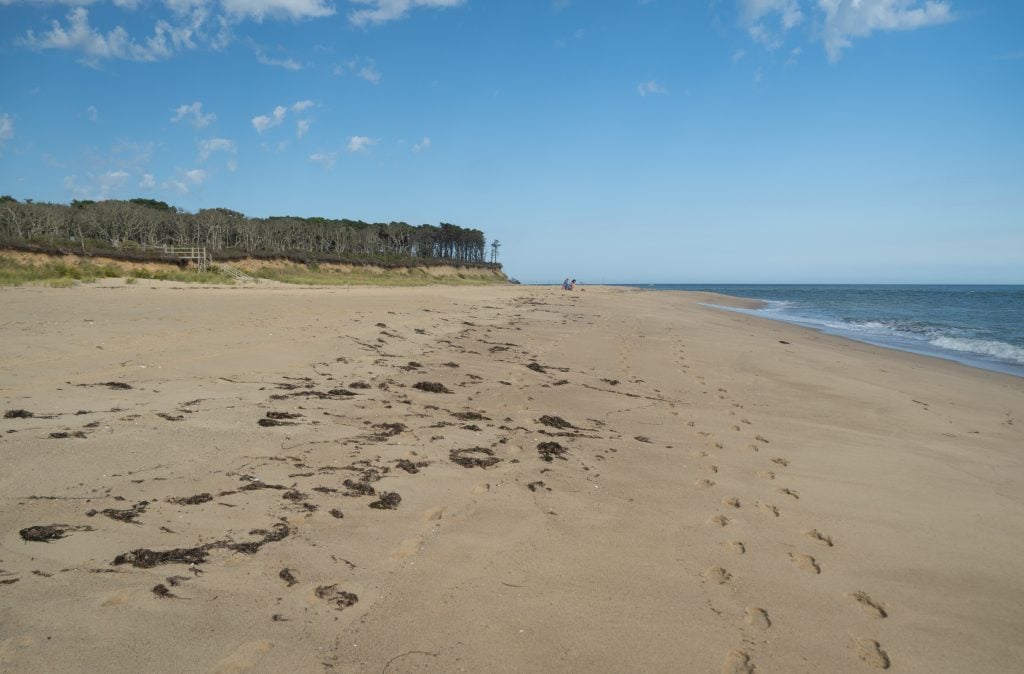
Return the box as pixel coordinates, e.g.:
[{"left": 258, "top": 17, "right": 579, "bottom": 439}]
[{"left": 0, "top": 196, "right": 505, "bottom": 286}]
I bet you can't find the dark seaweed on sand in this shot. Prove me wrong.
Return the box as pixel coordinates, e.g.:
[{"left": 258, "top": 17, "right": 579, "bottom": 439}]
[
  {"left": 49, "top": 431, "right": 87, "bottom": 439},
  {"left": 86, "top": 501, "right": 149, "bottom": 524},
  {"left": 315, "top": 585, "right": 359, "bottom": 610},
  {"left": 19, "top": 524, "right": 93, "bottom": 542},
  {"left": 395, "top": 459, "right": 429, "bottom": 474},
  {"left": 166, "top": 493, "right": 213, "bottom": 506},
  {"left": 152, "top": 584, "right": 176, "bottom": 598},
  {"left": 537, "top": 441, "right": 568, "bottom": 462},
  {"left": 258, "top": 417, "right": 296, "bottom": 427},
  {"left": 157, "top": 413, "right": 184, "bottom": 421},
  {"left": 4, "top": 409, "right": 33, "bottom": 419},
  {"left": 349, "top": 381, "right": 372, "bottom": 389},
  {"left": 329, "top": 509, "right": 345, "bottom": 518},
  {"left": 538, "top": 415, "right": 574, "bottom": 429},
  {"left": 413, "top": 381, "right": 452, "bottom": 394},
  {"left": 526, "top": 362, "right": 546, "bottom": 373},
  {"left": 99, "top": 382, "right": 133, "bottom": 390},
  {"left": 279, "top": 568, "right": 298, "bottom": 586},
  {"left": 369, "top": 492, "right": 401, "bottom": 510},
  {"left": 450, "top": 447, "right": 501, "bottom": 469},
  {"left": 342, "top": 479, "right": 375, "bottom": 497},
  {"left": 452, "top": 411, "right": 488, "bottom": 421},
  {"left": 114, "top": 546, "right": 210, "bottom": 568}
]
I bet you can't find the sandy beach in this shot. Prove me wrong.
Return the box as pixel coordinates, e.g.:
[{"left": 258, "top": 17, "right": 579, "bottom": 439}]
[{"left": 1, "top": 282, "right": 1021, "bottom": 673}]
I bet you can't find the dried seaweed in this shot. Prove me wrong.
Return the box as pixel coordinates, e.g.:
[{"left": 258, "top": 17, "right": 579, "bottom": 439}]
[
  {"left": 279, "top": 568, "right": 298, "bottom": 586},
  {"left": 86, "top": 501, "right": 148, "bottom": 524},
  {"left": 166, "top": 493, "right": 213, "bottom": 506},
  {"left": 19, "top": 524, "right": 93, "bottom": 542},
  {"left": 537, "top": 442, "right": 569, "bottom": 462},
  {"left": 4, "top": 409, "right": 33, "bottom": 419},
  {"left": 413, "top": 381, "right": 452, "bottom": 394},
  {"left": 315, "top": 585, "right": 358, "bottom": 610},
  {"left": 369, "top": 492, "right": 401, "bottom": 510},
  {"left": 449, "top": 447, "right": 501, "bottom": 469},
  {"left": 538, "top": 415, "right": 574, "bottom": 429}
]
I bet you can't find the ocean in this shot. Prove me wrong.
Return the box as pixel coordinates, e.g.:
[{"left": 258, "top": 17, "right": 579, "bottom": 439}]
[{"left": 626, "top": 285, "right": 1024, "bottom": 378}]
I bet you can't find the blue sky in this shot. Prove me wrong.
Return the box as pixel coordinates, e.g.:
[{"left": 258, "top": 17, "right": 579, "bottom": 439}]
[{"left": 0, "top": 0, "right": 1022, "bottom": 284}]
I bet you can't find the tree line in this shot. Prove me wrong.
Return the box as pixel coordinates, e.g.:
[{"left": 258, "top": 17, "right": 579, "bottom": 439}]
[{"left": 0, "top": 196, "right": 495, "bottom": 266}]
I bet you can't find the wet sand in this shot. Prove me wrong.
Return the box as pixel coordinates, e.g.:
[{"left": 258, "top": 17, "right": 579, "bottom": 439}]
[{"left": 1, "top": 281, "right": 1022, "bottom": 672}]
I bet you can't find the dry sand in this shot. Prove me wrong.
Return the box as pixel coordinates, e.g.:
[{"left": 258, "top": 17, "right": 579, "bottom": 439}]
[{"left": 1, "top": 281, "right": 1022, "bottom": 673}]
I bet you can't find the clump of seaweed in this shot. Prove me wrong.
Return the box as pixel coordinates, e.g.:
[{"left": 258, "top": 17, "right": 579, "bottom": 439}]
[
  {"left": 19, "top": 524, "right": 94, "bottom": 542},
  {"left": 537, "top": 441, "right": 568, "bottom": 462},
  {"left": 538, "top": 415, "right": 574, "bottom": 429},
  {"left": 526, "top": 363, "right": 546, "bottom": 373},
  {"left": 452, "top": 411, "right": 488, "bottom": 421},
  {"left": 413, "top": 381, "right": 452, "bottom": 394},
  {"left": 166, "top": 493, "right": 213, "bottom": 506},
  {"left": 369, "top": 492, "right": 401, "bottom": 510},
  {"left": 279, "top": 568, "right": 298, "bottom": 586},
  {"left": 315, "top": 585, "right": 359, "bottom": 610},
  {"left": 395, "top": 459, "right": 429, "bottom": 474},
  {"left": 86, "top": 501, "right": 149, "bottom": 524},
  {"left": 113, "top": 546, "right": 210, "bottom": 568},
  {"left": 49, "top": 431, "right": 87, "bottom": 439},
  {"left": 349, "top": 381, "right": 372, "bottom": 389},
  {"left": 342, "top": 479, "right": 375, "bottom": 497},
  {"left": 329, "top": 509, "right": 345, "bottom": 519},
  {"left": 4, "top": 409, "right": 33, "bottom": 419},
  {"left": 449, "top": 447, "right": 501, "bottom": 469}
]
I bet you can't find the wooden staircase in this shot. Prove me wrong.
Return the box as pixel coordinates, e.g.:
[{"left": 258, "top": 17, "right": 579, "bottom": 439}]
[{"left": 154, "top": 245, "right": 256, "bottom": 283}]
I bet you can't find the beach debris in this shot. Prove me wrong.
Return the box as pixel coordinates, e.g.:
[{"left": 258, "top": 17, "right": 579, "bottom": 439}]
[
  {"left": 279, "top": 568, "right": 299, "bottom": 587},
  {"left": 4, "top": 409, "right": 33, "bottom": 419},
  {"left": 113, "top": 546, "right": 210, "bottom": 568},
  {"left": 282, "top": 490, "right": 308, "bottom": 502},
  {"left": 329, "top": 509, "right": 345, "bottom": 519},
  {"left": 634, "top": 435, "right": 652, "bottom": 443},
  {"left": 452, "top": 411, "right": 488, "bottom": 421},
  {"left": 349, "top": 381, "right": 372, "bottom": 389},
  {"left": 151, "top": 584, "right": 176, "bottom": 599},
  {"left": 779, "top": 340, "right": 790, "bottom": 344},
  {"left": 370, "top": 422, "right": 406, "bottom": 440},
  {"left": 537, "top": 415, "right": 574, "bottom": 429},
  {"left": 19, "top": 524, "right": 94, "bottom": 542},
  {"left": 266, "top": 411, "right": 303, "bottom": 420},
  {"left": 86, "top": 501, "right": 149, "bottom": 524},
  {"left": 526, "top": 362, "right": 546, "bottom": 373},
  {"left": 97, "top": 382, "right": 133, "bottom": 390},
  {"left": 413, "top": 381, "right": 452, "bottom": 394},
  {"left": 537, "top": 442, "right": 568, "bottom": 462},
  {"left": 49, "top": 431, "right": 87, "bottom": 439},
  {"left": 449, "top": 447, "right": 501, "bottom": 469},
  {"left": 442, "top": 362, "right": 460, "bottom": 368},
  {"left": 342, "top": 480, "right": 376, "bottom": 497},
  {"left": 527, "top": 481, "right": 547, "bottom": 492},
  {"left": 166, "top": 493, "right": 213, "bottom": 506},
  {"left": 601, "top": 378, "right": 620, "bottom": 386},
  {"left": 395, "top": 459, "right": 429, "bottom": 474},
  {"left": 157, "top": 413, "right": 184, "bottom": 421},
  {"left": 369, "top": 492, "right": 402, "bottom": 510},
  {"left": 315, "top": 585, "right": 358, "bottom": 611}
]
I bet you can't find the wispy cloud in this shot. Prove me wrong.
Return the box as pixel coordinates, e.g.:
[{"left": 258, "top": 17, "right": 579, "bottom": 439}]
[
  {"left": 347, "top": 135, "right": 377, "bottom": 153},
  {"left": 184, "top": 168, "right": 207, "bottom": 184},
  {"left": 172, "top": 101, "right": 215, "bottom": 128},
  {"left": 412, "top": 136, "right": 431, "bottom": 153},
  {"left": 296, "top": 119, "right": 311, "bottom": 139},
  {"left": 0, "top": 113, "right": 13, "bottom": 149},
  {"left": 348, "top": 0, "right": 465, "bottom": 27},
  {"left": 292, "top": 100, "right": 315, "bottom": 112},
  {"left": 85, "top": 105, "right": 98, "bottom": 122},
  {"left": 333, "top": 58, "right": 382, "bottom": 84},
  {"left": 198, "top": 137, "right": 236, "bottom": 161},
  {"left": 139, "top": 173, "right": 156, "bottom": 189},
  {"left": 637, "top": 79, "right": 667, "bottom": 97},
  {"left": 20, "top": 8, "right": 201, "bottom": 65},
  {"left": 64, "top": 170, "right": 131, "bottom": 200},
  {"left": 252, "top": 105, "right": 287, "bottom": 133},
  {"left": 221, "top": 0, "right": 335, "bottom": 21},
  {"left": 737, "top": 0, "right": 955, "bottom": 63},
  {"left": 731, "top": 49, "right": 747, "bottom": 63},
  {"left": 309, "top": 151, "right": 338, "bottom": 169}
]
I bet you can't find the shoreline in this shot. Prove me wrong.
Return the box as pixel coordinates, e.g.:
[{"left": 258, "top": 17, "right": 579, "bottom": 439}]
[{"left": 1, "top": 283, "right": 1022, "bottom": 672}]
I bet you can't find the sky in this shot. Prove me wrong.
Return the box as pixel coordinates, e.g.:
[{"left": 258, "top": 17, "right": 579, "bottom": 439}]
[{"left": 0, "top": 0, "right": 1022, "bottom": 284}]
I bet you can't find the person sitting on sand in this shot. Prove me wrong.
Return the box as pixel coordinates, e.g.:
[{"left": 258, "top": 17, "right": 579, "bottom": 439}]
[
  {"left": 570, "top": 279, "right": 576, "bottom": 290},
  {"left": 562, "top": 277, "right": 571, "bottom": 290}
]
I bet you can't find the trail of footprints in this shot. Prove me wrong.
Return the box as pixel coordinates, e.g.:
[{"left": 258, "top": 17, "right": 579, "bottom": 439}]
[{"left": 682, "top": 385, "right": 892, "bottom": 671}]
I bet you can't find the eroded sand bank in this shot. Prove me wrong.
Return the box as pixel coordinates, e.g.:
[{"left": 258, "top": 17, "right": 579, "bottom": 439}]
[{"left": 1, "top": 282, "right": 1022, "bottom": 673}]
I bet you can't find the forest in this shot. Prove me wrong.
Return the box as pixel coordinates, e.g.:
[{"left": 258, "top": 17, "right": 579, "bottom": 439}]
[{"left": 0, "top": 196, "right": 497, "bottom": 267}]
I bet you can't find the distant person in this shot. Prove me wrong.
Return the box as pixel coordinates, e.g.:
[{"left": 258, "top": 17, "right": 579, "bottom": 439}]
[
  {"left": 562, "top": 277, "right": 571, "bottom": 290},
  {"left": 570, "top": 279, "right": 576, "bottom": 290}
]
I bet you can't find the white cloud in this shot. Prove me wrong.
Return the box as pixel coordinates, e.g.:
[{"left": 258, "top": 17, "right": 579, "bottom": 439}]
[
  {"left": 139, "top": 173, "right": 156, "bottom": 189},
  {"left": 258, "top": 53, "right": 301, "bottom": 69},
  {"left": 164, "top": 178, "right": 189, "bottom": 195},
  {"left": 296, "top": 119, "right": 311, "bottom": 139},
  {"left": 291, "top": 99, "right": 314, "bottom": 112},
  {"left": 252, "top": 105, "right": 287, "bottom": 133},
  {"left": 85, "top": 105, "right": 98, "bottom": 122},
  {"left": 348, "top": 0, "right": 465, "bottom": 27},
  {"left": 412, "top": 136, "right": 431, "bottom": 153},
  {"left": 637, "top": 80, "right": 667, "bottom": 97},
  {"left": 731, "top": 49, "right": 746, "bottom": 63},
  {"left": 198, "top": 137, "right": 236, "bottom": 161},
  {"left": 347, "top": 135, "right": 376, "bottom": 153},
  {"left": 740, "top": 0, "right": 804, "bottom": 29},
  {"left": 818, "top": 0, "right": 954, "bottom": 62},
  {"left": 309, "top": 151, "right": 338, "bottom": 168},
  {"left": 185, "top": 168, "right": 207, "bottom": 184},
  {"left": 0, "top": 113, "right": 13, "bottom": 148},
  {"left": 227, "top": 158, "right": 238, "bottom": 172},
  {"left": 220, "top": 0, "right": 335, "bottom": 20},
  {"left": 172, "top": 101, "right": 215, "bottom": 128},
  {"left": 356, "top": 62, "right": 381, "bottom": 84},
  {"left": 20, "top": 8, "right": 200, "bottom": 65},
  {"left": 63, "top": 169, "right": 131, "bottom": 200}
]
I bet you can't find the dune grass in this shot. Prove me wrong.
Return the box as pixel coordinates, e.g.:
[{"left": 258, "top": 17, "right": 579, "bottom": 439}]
[
  {"left": 0, "top": 257, "right": 233, "bottom": 286},
  {"left": 251, "top": 265, "right": 507, "bottom": 286}
]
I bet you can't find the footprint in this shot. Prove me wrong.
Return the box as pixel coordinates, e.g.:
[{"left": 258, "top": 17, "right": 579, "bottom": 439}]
[
  {"left": 707, "top": 515, "right": 732, "bottom": 527},
  {"left": 744, "top": 606, "right": 771, "bottom": 630},
  {"left": 771, "top": 457, "right": 789, "bottom": 467},
  {"left": 702, "top": 464, "right": 719, "bottom": 473},
  {"left": 470, "top": 483, "right": 490, "bottom": 495},
  {"left": 853, "top": 638, "right": 890, "bottom": 669},
  {"left": 789, "top": 553, "right": 820, "bottom": 574},
  {"left": 756, "top": 470, "right": 775, "bottom": 480},
  {"left": 391, "top": 536, "right": 424, "bottom": 560},
  {"left": 755, "top": 435, "right": 770, "bottom": 443},
  {"left": 757, "top": 502, "right": 779, "bottom": 518},
  {"left": 805, "top": 529, "right": 834, "bottom": 547},
  {"left": 722, "top": 497, "right": 741, "bottom": 508},
  {"left": 844, "top": 591, "right": 888, "bottom": 618},
  {"left": 721, "top": 650, "right": 755, "bottom": 674},
  {"left": 421, "top": 506, "right": 446, "bottom": 522},
  {"left": 778, "top": 488, "right": 799, "bottom": 499},
  {"left": 701, "top": 566, "right": 732, "bottom": 585},
  {"left": 211, "top": 641, "right": 274, "bottom": 674},
  {"left": 722, "top": 540, "right": 746, "bottom": 554},
  {"left": 695, "top": 478, "right": 716, "bottom": 488}
]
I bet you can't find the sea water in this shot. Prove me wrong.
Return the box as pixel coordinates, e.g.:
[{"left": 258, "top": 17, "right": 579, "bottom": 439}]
[{"left": 630, "top": 285, "right": 1024, "bottom": 378}]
